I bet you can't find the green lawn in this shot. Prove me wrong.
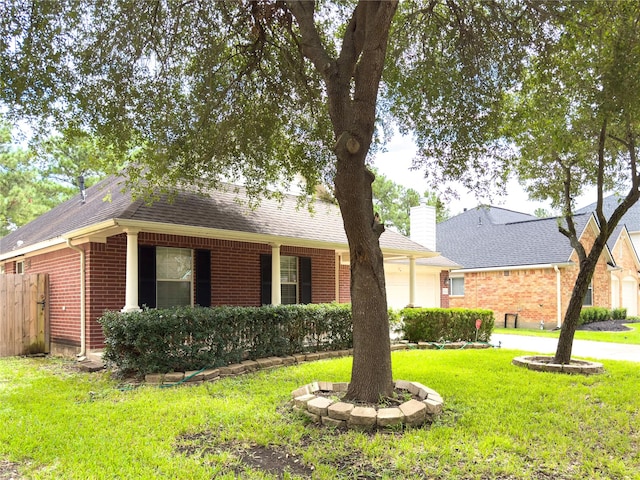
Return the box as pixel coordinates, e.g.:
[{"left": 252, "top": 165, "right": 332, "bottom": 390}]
[
  {"left": 1, "top": 350, "right": 639, "bottom": 479},
  {"left": 495, "top": 322, "right": 640, "bottom": 345}
]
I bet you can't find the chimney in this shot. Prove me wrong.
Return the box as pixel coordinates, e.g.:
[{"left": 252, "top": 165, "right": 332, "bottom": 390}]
[{"left": 410, "top": 202, "right": 436, "bottom": 250}]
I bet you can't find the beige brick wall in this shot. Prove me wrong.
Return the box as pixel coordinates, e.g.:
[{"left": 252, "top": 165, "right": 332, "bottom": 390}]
[{"left": 450, "top": 221, "right": 617, "bottom": 329}]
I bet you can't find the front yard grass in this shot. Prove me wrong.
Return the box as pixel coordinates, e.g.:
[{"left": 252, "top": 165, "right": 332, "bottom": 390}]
[
  {"left": 1, "top": 349, "right": 639, "bottom": 479},
  {"left": 495, "top": 322, "right": 640, "bottom": 345}
]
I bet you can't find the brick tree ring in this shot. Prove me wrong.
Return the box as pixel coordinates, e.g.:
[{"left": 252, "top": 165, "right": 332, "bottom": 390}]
[
  {"left": 291, "top": 380, "right": 444, "bottom": 430},
  {"left": 512, "top": 356, "right": 605, "bottom": 374}
]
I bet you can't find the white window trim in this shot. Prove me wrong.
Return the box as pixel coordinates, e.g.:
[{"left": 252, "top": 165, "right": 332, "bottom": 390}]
[
  {"left": 156, "top": 247, "right": 194, "bottom": 308},
  {"left": 280, "top": 255, "right": 299, "bottom": 304},
  {"left": 450, "top": 276, "right": 465, "bottom": 296}
]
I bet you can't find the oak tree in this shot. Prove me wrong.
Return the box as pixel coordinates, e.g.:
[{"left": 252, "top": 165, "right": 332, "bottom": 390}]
[
  {"left": 506, "top": 1, "right": 640, "bottom": 363},
  {"left": 1, "top": 0, "right": 545, "bottom": 401}
]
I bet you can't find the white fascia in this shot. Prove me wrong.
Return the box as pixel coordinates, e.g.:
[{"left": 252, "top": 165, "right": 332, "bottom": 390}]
[{"left": 452, "top": 263, "right": 574, "bottom": 275}]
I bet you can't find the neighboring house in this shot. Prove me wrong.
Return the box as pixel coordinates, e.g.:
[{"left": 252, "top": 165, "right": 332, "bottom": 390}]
[
  {"left": 576, "top": 194, "right": 640, "bottom": 258},
  {"left": 436, "top": 206, "right": 640, "bottom": 329},
  {"left": 577, "top": 194, "right": 640, "bottom": 316},
  {"left": 0, "top": 175, "right": 453, "bottom": 356}
]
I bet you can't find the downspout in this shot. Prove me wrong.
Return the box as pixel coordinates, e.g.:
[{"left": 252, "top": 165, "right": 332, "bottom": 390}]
[
  {"left": 66, "top": 239, "right": 87, "bottom": 358},
  {"left": 553, "top": 264, "right": 562, "bottom": 329}
]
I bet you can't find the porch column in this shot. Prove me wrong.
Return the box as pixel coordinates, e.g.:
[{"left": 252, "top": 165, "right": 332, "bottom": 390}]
[
  {"left": 271, "top": 243, "right": 281, "bottom": 305},
  {"left": 122, "top": 229, "right": 141, "bottom": 312},
  {"left": 409, "top": 256, "right": 417, "bottom": 307}
]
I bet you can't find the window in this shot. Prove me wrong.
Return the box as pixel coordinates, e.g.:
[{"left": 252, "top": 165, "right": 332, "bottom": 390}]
[
  {"left": 16, "top": 261, "right": 24, "bottom": 274},
  {"left": 260, "top": 254, "right": 312, "bottom": 305},
  {"left": 280, "top": 256, "right": 298, "bottom": 304},
  {"left": 139, "top": 246, "right": 210, "bottom": 309},
  {"left": 450, "top": 276, "right": 464, "bottom": 296},
  {"left": 156, "top": 247, "right": 193, "bottom": 308},
  {"left": 0, "top": 264, "right": 4, "bottom": 274},
  {"left": 583, "top": 281, "right": 593, "bottom": 306}
]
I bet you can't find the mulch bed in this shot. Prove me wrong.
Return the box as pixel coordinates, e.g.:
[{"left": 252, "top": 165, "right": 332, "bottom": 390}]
[{"left": 576, "top": 319, "right": 634, "bottom": 332}]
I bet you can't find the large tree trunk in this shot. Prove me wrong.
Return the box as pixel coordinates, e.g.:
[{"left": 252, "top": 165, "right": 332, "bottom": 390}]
[
  {"left": 553, "top": 260, "right": 596, "bottom": 364},
  {"left": 287, "top": 0, "right": 399, "bottom": 403},
  {"left": 334, "top": 158, "right": 393, "bottom": 402}
]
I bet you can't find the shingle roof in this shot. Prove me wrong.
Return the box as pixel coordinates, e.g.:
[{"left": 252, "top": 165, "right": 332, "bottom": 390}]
[
  {"left": 0, "top": 175, "right": 435, "bottom": 257},
  {"left": 437, "top": 206, "right": 593, "bottom": 269},
  {"left": 576, "top": 194, "right": 640, "bottom": 233}
]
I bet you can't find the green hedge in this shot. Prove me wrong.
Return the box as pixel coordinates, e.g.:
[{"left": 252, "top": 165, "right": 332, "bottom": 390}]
[
  {"left": 611, "top": 308, "right": 627, "bottom": 320},
  {"left": 98, "top": 304, "right": 352, "bottom": 376},
  {"left": 401, "top": 308, "right": 494, "bottom": 343},
  {"left": 578, "top": 307, "right": 610, "bottom": 325}
]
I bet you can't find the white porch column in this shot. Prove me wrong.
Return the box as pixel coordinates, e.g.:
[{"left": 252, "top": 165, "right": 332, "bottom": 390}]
[
  {"left": 271, "top": 243, "right": 281, "bottom": 305},
  {"left": 409, "top": 256, "right": 417, "bottom": 307},
  {"left": 122, "top": 229, "right": 141, "bottom": 312}
]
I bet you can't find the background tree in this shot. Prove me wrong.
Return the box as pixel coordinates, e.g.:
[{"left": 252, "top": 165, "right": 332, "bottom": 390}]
[
  {"left": 506, "top": 1, "right": 640, "bottom": 364},
  {"left": 0, "top": 0, "right": 548, "bottom": 401},
  {"left": 32, "top": 129, "right": 121, "bottom": 193},
  {"left": 371, "top": 168, "right": 448, "bottom": 236},
  {"left": 0, "top": 120, "right": 62, "bottom": 235},
  {"left": 533, "top": 208, "right": 553, "bottom": 219},
  {"left": 0, "top": 120, "right": 117, "bottom": 235}
]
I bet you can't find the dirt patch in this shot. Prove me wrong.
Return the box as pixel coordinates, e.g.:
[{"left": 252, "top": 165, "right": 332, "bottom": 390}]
[
  {"left": 234, "top": 444, "right": 314, "bottom": 477},
  {"left": 175, "top": 433, "right": 314, "bottom": 478},
  {"left": 0, "top": 459, "right": 23, "bottom": 480},
  {"left": 577, "top": 319, "right": 633, "bottom": 332},
  {"left": 174, "top": 429, "right": 423, "bottom": 479}
]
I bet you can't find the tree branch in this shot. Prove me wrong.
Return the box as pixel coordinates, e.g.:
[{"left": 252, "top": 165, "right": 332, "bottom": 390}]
[
  {"left": 285, "top": 1, "right": 333, "bottom": 79},
  {"left": 560, "top": 161, "right": 587, "bottom": 262},
  {"left": 596, "top": 118, "right": 608, "bottom": 234}
]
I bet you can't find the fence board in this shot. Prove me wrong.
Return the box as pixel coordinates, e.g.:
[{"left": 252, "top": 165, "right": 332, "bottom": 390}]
[{"left": 0, "top": 274, "right": 49, "bottom": 357}]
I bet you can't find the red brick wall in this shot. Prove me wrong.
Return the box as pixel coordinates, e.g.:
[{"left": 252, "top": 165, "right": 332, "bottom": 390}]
[
  {"left": 16, "top": 233, "right": 340, "bottom": 353},
  {"left": 21, "top": 248, "right": 84, "bottom": 354},
  {"left": 339, "top": 263, "right": 351, "bottom": 303},
  {"left": 440, "top": 271, "right": 450, "bottom": 308},
  {"left": 86, "top": 236, "right": 127, "bottom": 348},
  {"left": 137, "top": 234, "right": 337, "bottom": 306},
  {"left": 2, "top": 261, "right": 16, "bottom": 274}
]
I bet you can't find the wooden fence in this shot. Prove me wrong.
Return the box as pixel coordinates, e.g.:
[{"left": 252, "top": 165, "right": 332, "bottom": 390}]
[{"left": 0, "top": 274, "right": 49, "bottom": 357}]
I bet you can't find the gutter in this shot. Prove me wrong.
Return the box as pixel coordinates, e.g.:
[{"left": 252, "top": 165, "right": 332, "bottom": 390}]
[
  {"left": 453, "top": 262, "right": 574, "bottom": 274},
  {"left": 66, "top": 239, "right": 87, "bottom": 359},
  {"left": 553, "top": 264, "right": 562, "bottom": 328}
]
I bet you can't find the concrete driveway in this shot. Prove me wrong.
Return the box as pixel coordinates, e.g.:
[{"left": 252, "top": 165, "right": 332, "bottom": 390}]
[{"left": 490, "top": 334, "right": 640, "bottom": 362}]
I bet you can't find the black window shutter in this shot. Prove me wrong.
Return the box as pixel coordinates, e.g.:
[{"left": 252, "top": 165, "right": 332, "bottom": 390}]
[
  {"left": 195, "top": 249, "right": 212, "bottom": 307},
  {"left": 260, "top": 254, "right": 272, "bottom": 305},
  {"left": 138, "top": 245, "right": 156, "bottom": 308},
  {"left": 299, "top": 257, "right": 312, "bottom": 304}
]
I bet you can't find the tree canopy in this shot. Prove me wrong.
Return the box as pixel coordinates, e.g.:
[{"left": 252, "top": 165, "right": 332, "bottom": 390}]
[
  {"left": 1, "top": 0, "right": 560, "bottom": 399},
  {"left": 506, "top": 1, "right": 640, "bottom": 363},
  {"left": 0, "top": 120, "right": 116, "bottom": 235}
]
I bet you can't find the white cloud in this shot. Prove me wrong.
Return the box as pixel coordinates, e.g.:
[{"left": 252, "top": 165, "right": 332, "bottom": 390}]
[{"left": 372, "top": 133, "right": 600, "bottom": 218}]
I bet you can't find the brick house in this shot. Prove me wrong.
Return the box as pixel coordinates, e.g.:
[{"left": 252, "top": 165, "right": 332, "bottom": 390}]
[
  {"left": 436, "top": 206, "right": 640, "bottom": 329},
  {"left": 0, "top": 175, "right": 454, "bottom": 356}
]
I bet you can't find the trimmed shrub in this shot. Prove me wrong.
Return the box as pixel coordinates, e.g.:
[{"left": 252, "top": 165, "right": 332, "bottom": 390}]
[
  {"left": 578, "top": 306, "right": 610, "bottom": 325},
  {"left": 98, "top": 303, "right": 352, "bottom": 376},
  {"left": 611, "top": 308, "right": 627, "bottom": 320},
  {"left": 400, "top": 308, "right": 494, "bottom": 343}
]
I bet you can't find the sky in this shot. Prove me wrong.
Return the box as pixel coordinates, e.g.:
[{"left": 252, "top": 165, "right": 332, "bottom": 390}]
[{"left": 372, "top": 133, "right": 594, "bottom": 218}]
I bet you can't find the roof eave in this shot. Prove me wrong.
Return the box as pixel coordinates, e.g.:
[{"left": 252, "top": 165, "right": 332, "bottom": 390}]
[
  {"left": 452, "top": 262, "right": 575, "bottom": 274},
  {"left": 0, "top": 219, "right": 119, "bottom": 261},
  {"left": 2, "top": 217, "right": 436, "bottom": 261}
]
